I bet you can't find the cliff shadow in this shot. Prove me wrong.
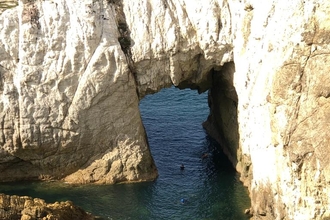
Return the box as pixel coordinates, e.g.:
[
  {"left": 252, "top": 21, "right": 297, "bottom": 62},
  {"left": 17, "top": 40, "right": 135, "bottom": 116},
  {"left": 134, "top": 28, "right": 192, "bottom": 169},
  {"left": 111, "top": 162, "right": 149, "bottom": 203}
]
[{"left": 202, "top": 62, "right": 242, "bottom": 170}]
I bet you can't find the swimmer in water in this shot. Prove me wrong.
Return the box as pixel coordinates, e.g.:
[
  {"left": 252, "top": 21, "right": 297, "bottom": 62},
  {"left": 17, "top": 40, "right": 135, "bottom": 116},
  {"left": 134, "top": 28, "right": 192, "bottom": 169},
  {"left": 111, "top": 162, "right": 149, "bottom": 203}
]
[{"left": 180, "top": 164, "right": 185, "bottom": 170}]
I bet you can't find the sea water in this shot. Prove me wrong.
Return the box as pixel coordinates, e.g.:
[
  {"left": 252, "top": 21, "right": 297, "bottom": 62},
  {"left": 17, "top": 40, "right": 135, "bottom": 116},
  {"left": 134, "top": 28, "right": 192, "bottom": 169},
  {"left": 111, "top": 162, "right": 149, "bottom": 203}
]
[{"left": 0, "top": 87, "right": 250, "bottom": 220}]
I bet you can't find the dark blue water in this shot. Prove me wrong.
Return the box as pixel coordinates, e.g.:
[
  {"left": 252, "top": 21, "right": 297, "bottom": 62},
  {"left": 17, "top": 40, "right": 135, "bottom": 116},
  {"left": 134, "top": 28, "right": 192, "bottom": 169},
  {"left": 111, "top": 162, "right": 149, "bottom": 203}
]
[{"left": 0, "top": 87, "right": 250, "bottom": 219}]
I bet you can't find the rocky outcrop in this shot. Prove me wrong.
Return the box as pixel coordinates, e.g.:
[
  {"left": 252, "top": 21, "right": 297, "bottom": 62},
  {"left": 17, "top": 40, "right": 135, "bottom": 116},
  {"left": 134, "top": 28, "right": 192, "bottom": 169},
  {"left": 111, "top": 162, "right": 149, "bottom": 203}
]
[
  {"left": 0, "top": 193, "right": 95, "bottom": 220},
  {"left": 0, "top": 0, "right": 157, "bottom": 184},
  {"left": 1, "top": 0, "right": 330, "bottom": 219},
  {"left": 226, "top": 1, "right": 330, "bottom": 219}
]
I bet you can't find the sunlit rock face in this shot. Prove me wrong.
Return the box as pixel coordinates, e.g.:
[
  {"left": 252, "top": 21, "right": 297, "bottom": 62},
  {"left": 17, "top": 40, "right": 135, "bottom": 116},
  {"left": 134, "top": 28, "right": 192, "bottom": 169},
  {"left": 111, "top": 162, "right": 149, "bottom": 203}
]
[
  {"left": 231, "top": 1, "right": 330, "bottom": 219},
  {"left": 125, "top": 0, "right": 330, "bottom": 219},
  {"left": 0, "top": 0, "right": 157, "bottom": 184},
  {"left": 123, "top": 0, "right": 233, "bottom": 96},
  {"left": 1, "top": 0, "right": 330, "bottom": 219},
  {"left": 0, "top": 193, "right": 95, "bottom": 220}
]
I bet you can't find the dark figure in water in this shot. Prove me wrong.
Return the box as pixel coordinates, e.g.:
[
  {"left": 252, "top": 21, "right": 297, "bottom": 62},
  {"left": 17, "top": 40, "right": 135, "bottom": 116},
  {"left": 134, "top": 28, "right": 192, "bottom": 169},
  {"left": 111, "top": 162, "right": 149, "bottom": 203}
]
[
  {"left": 180, "top": 164, "right": 185, "bottom": 170},
  {"left": 201, "top": 153, "right": 209, "bottom": 159}
]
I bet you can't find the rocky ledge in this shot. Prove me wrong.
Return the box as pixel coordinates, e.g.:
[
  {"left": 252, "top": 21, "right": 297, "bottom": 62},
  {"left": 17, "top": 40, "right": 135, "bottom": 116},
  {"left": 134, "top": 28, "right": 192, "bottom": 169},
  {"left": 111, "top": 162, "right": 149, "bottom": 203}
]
[{"left": 0, "top": 193, "right": 95, "bottom": 220}]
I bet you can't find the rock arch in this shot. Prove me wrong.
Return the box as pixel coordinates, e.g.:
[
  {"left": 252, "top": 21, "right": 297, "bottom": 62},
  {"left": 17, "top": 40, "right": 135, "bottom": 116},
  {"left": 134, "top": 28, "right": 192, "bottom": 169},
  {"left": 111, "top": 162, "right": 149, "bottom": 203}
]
[{"left": 1, "top": 0, "right": 330, "bottom": 219}]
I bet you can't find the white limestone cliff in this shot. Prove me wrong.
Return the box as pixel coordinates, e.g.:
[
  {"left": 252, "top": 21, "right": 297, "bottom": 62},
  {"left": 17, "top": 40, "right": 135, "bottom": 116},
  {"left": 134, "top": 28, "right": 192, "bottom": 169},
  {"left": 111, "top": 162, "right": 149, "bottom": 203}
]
[
  {"left": 1, "top": 0, "right": 330, "bottom": 219},
  {"left": 0, "top": 0, "right": 157, "bottom": 184}
]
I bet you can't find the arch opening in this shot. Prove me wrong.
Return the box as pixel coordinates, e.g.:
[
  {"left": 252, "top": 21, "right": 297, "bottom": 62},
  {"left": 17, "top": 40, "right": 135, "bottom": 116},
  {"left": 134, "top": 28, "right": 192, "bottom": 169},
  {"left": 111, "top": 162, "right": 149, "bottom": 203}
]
[{"left": 138, "top": 84, "right": 250, "bottom": 219}]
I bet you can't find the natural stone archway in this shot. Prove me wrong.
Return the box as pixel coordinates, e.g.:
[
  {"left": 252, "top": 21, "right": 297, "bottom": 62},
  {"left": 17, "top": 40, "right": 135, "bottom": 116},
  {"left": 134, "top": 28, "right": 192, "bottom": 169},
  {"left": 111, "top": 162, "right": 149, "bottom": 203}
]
[
  {"left": 0, "top": 0, "right": 232, "bottom": 186},
  {"left": 1, "top": 0, "right": 330, "bottom": 219}
]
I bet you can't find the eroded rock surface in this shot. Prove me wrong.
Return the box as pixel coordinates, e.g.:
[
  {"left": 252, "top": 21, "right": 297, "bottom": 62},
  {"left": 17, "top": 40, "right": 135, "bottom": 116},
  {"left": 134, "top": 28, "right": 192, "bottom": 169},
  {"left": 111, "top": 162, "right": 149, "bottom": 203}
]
[
  {"left": 0, "top": 193, "right": 94, "bottom": 220},
  {"left": 0, "top": 0, "right": 157, "bottom": 184},
  {"left": 1, "top": 0, "right": 330, "bottom": 219}
]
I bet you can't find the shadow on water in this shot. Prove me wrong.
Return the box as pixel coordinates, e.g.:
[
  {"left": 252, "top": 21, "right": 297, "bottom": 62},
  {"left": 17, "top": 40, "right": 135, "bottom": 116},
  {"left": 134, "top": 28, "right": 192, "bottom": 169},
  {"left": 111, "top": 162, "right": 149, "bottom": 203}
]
[{"left": 0, "top": 87, "right": 250, "bottom": 220}]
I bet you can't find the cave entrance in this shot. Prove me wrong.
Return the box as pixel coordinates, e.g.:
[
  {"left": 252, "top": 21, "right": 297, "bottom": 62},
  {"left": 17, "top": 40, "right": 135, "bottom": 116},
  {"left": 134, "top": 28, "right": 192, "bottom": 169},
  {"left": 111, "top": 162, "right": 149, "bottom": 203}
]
[{"left": 138, "top": 84, "right": 250, "bottom": 219}]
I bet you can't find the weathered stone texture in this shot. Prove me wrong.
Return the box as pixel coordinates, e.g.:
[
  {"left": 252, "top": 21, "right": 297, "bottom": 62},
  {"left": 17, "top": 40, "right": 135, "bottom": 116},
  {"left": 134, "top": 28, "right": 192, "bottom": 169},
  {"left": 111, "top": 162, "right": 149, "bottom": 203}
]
[
  {"left": 1, "top": 0, "right": 330, "bottom": 219},
  {"left": 0, "top": 193, "right": 95, "bottom": 220},
  {"left": 228, "top": 1, "right": 330, "bottom": 219},
  {"left": 123, "top": 0, "right": 233, "bottom": 96},
  {"left": 0, "top": 0, "right": 157, "bottom": 184}
]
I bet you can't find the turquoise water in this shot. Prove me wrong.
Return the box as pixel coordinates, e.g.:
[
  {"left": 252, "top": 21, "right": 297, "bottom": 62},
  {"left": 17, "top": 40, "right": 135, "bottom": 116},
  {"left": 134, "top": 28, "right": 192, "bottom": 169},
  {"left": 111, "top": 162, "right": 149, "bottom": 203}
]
[{"left": 0, "top": 87, "right": 250, "bottom": 219}]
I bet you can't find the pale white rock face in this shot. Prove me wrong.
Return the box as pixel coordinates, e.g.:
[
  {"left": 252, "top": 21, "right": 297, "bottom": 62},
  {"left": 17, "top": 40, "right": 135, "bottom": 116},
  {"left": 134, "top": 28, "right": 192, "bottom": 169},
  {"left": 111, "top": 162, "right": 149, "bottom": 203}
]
[
  {"left": 123, "top": 0, "right": 234, "bottom": 96},
  {"left": 125, "top": 0, "right": 330, "bottom": 219},
  {"left": 1, "top": 0, "right": 330, "bottom": 219},
  {"left": 0, "top": 0, "right": 157, "bottom": 183},
  {"left": 232, "top": 0, "right": 330, "bottom": 219}
]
